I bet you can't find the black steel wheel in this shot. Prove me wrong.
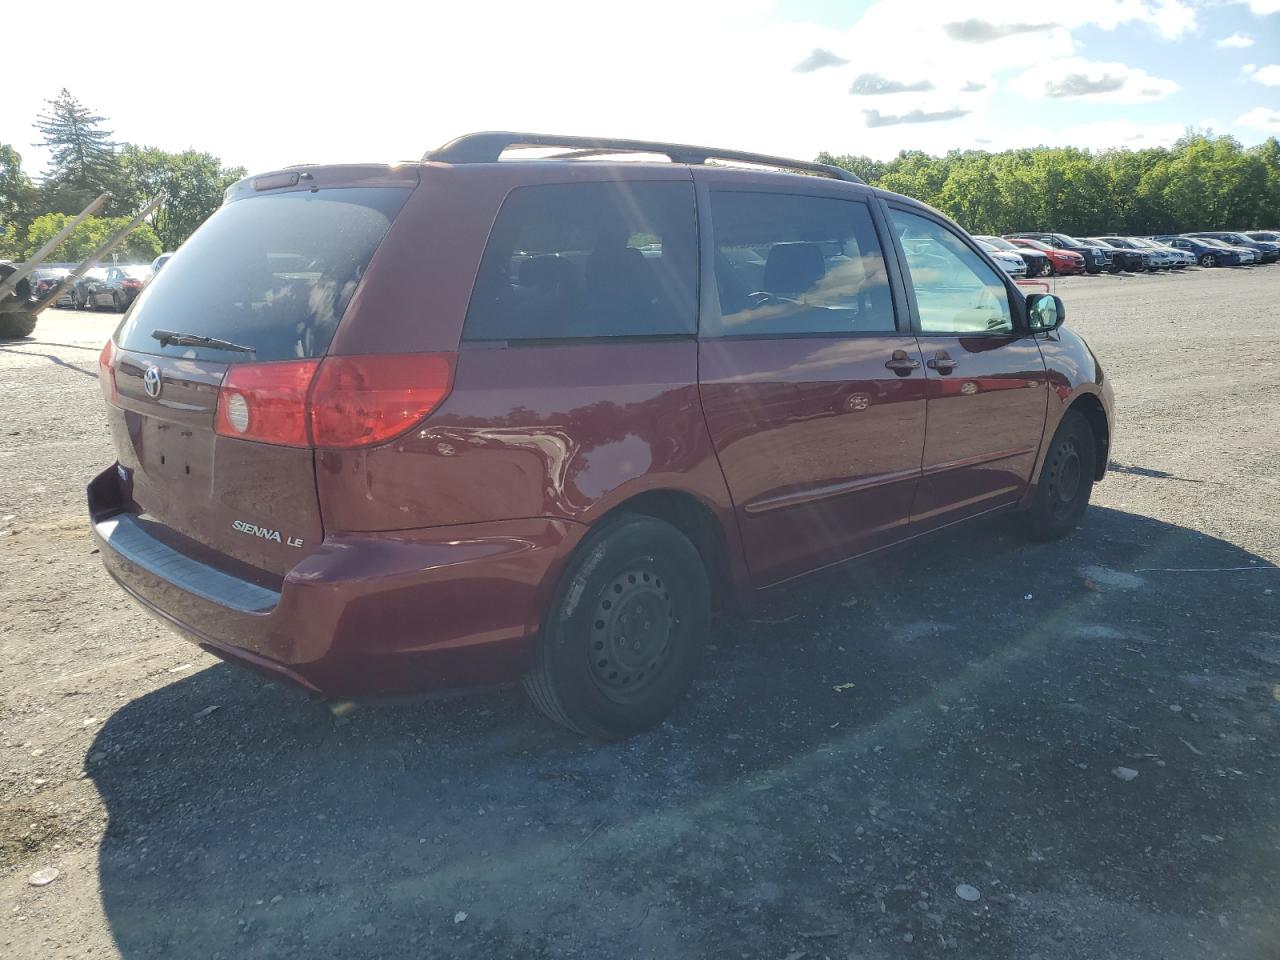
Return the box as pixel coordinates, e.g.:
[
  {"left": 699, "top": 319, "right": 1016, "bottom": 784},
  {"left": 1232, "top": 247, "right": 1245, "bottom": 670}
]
[
  {"left": 525, "top": 514, "right": 710, "bottom": 738},
  {"left": 586, "top": 567, "right": 675, "bottom": 701},
  {"left": 1024, "top": 410, "right": 1096, "bottom": 541}
]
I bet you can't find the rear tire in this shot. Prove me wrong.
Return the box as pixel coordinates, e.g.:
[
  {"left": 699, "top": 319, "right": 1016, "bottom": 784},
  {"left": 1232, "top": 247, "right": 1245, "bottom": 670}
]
[
  {"left": 1024, "top": 410, "right": 1096, "bottom": 542},
  {"left": 1199, "top": 254, "right": 1215, "bottom": 268},
  {"left": 0, "top": 311, "right": 37, "bottom": 340},
  {"left": 525, "top": 514, "right": 710, "bottom": 739}
]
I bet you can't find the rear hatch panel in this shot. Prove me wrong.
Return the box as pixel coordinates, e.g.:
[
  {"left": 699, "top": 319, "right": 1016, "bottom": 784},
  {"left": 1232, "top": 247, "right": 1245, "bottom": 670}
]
[
  {"left": 109, "top": 350, "right": 323, "bottom": 577},
  {"left": 102, "top": 170, "right": 416, "bottom": 579}
]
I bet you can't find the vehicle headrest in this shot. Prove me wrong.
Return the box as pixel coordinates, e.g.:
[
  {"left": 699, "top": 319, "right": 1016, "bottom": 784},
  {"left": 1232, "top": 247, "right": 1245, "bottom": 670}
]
[{"left": 764, "top": 242, "right": 825, "bottom": 297}]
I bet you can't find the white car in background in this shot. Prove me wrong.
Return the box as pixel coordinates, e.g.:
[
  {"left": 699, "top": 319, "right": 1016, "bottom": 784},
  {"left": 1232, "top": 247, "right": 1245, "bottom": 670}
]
[{"left": 976, "top": 238, "right": 1028, "bottom": 278}]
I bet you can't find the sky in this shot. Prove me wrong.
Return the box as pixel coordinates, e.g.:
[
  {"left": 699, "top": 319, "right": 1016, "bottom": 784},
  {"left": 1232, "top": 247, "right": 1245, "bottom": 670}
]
[{"left": 3, "top": 0, "right": 1278, "bottom": 178}]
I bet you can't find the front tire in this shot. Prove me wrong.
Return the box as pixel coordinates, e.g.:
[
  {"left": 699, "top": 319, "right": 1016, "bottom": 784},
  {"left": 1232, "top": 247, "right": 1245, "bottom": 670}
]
[
  {"left": 525, "top": 514, "right": 710, "bottom": 738},
  {"left": 1024, "top": 410, "right": 1096, "bottom": 542},
  {"left": 1199, "top": 254, "right": 1215, "bottom": 268}
]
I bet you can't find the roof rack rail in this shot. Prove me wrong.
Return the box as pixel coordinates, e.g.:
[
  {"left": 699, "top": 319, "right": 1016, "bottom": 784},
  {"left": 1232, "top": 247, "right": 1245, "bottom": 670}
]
[{"left": 424, "top": 132, "right": 864, "bottom": 184}]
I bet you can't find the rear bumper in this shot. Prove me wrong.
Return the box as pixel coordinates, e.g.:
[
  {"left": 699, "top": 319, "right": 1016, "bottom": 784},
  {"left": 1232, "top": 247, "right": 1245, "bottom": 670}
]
[{"left": 88, "top": 465, "right": 585, "bottom": 696}]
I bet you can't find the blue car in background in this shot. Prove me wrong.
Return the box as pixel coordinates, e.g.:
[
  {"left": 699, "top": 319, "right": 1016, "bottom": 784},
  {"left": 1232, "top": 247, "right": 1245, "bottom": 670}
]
[
  {"left": 1188, "top": 231, "right": 1279, "bottom": 264},
  {"left": 1154, "top": 235, "right": 1247, "bottom": 267}
]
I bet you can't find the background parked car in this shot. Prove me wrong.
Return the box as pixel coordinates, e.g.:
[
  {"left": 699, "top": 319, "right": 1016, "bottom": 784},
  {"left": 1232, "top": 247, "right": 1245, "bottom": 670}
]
[
  {"left": 974, "top": 235, "right": 1050, "bottom": 277},
  {"left": 75, "top": 265, "right": 151, "bottom": 311},
  {"left": 1005, "top": 236, "right": 1085, "bottom": 275},
  {"left": 1006, "top": 232, "right": 1112, "bottom": 274},
  {"left": 1195, "top": 236, "right": 1258, "bottom": 265},
  {"left": 1120, "top": 236, "right": 1193, "bottom": 268},
  {"left": 151, "top": 252, "right": 174, "bottom": 276},
  {"left": 1154, "top": 235, "right": 1245, "bottom": 267},
  {"left": 1094, "top": 236, "right": 1166, "bottom": 270},
  {"left": 975, "top": 239, "right": 1028, "bottom": 278},
  {"left": 71, "top": 268, "right": 107, "bottom": 308},
  {"left": 1085, "top": 238, "right": 1151, "bottom": 273},
  {"left": 29, "top": 267, "right": 75, "bottom": 306},
  {"left": 1188, "top": 231, "right": 1279, "bottom": 264},
  {"left": 1245, "top": 231, "right": 1280, "bottom": 243}
]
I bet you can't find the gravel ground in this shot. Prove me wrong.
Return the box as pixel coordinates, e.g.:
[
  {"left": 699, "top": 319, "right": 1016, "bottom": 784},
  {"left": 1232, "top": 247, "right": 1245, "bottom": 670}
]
[{"left": 1, "top": 266, "right": 1278, "bottom": 960}]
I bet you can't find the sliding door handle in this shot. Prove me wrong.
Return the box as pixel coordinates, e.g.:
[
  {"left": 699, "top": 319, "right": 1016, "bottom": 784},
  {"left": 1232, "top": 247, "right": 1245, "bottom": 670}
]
[
  {"left": 927, "top": 352, "right": 958, "bottom": 373},
  {"left": 885, "top": 351, "right": 921, "bottom": 375}
]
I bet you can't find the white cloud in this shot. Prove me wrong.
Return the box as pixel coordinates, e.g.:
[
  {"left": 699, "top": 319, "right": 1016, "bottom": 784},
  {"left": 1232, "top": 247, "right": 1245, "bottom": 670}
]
[
  {"left": 1216, "top": 32, "right": 1255, "bottom": 48},
  {"left": 1251, "top": 64, "right": 1280, "bottom": 85},
  {"left": 1010, "top": 57, "right": 1179, "bottom": 102},
  {"left": 1237, "top": 107, "right": 1280, "bottom": 134},
  {"left": 1232, "top": 0, "right": 1280, "bottom": 14}
]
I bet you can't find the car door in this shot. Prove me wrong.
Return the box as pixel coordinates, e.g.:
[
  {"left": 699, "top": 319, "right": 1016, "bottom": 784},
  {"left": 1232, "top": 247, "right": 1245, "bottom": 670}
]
[
  {"left": 884, "top": 205, "right": 1049, "bottom": 531},
  {"left": 696, "top": 182, "right": 928, "bottom": 586},
  {"left": 104, "top": 268, "right": 123, "bottom": 304}
]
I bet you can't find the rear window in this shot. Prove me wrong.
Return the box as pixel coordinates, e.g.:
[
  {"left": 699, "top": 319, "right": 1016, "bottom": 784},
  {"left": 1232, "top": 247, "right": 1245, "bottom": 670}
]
[
  {"left": 116, "top": 187, "right": 409, "bottom": 362},
  {"left": 463, "top": 181, "right": 697, "bottom": 341}
]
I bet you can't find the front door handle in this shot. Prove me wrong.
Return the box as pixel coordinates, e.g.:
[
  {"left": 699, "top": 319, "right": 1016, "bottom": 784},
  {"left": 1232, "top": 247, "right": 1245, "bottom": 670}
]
[
  {"left": 927, "top": 352, "right": 958, "bottom": 374},
  {"left": 885, "top": 351, "right": 921, "bottom": 375}
]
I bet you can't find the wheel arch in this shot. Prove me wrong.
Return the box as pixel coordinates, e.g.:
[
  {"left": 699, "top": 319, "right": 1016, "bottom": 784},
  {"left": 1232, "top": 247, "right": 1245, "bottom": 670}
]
[
  {"left": 1067, "top": 392, "right": 1110, "bottom": 481},
  {"left": 591, "top": 489, "right": 737, "bottom": 608}
]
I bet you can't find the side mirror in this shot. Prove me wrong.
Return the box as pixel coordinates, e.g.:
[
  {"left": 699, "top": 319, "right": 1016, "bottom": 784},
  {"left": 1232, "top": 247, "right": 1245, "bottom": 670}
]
[{"left": 1026, "top": 293, "right": 1065, "bottom": 332}]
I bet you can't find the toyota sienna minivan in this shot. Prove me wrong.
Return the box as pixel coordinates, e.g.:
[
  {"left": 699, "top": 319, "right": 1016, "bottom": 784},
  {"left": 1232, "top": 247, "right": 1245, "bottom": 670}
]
[{"left": 89, "top": 133, "right": 1114, "bottom": 738}]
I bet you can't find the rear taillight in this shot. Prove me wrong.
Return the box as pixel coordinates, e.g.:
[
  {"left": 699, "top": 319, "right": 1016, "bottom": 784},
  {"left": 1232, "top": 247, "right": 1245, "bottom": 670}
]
[
  {"left": 98, "top": 340, "right": 118, "bottom": 404},
  {"left": 215, "top": 360, "right": 319, "bottom": 447},
  {"left": 213, "top": 353, "right": 455, "bottom": 449},
  {"left": 310, "top": 354, "right": 456, "bottom": 448}
]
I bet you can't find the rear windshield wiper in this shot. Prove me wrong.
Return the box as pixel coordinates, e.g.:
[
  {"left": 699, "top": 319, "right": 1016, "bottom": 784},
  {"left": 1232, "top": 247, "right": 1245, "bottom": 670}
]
[{"left": 151, "top": 330, "right": 256, "bottom": 354}]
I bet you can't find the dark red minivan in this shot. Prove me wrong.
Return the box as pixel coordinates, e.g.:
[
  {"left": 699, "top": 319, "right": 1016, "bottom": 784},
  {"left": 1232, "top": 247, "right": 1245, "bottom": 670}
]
[{"left": 89, "top": 133, "right": 1114, "bottom": 737}]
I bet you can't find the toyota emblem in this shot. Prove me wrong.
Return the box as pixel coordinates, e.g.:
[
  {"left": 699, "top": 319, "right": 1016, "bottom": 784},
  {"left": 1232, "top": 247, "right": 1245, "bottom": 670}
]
[{"left": 142, "top": 365, "right": 163, "bottom": 399}]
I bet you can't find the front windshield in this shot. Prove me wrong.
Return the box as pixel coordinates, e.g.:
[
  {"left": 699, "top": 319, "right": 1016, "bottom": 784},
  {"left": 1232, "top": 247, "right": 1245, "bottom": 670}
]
[{"left": 979, "top": 236, "right": 1018, "bottom": 251}]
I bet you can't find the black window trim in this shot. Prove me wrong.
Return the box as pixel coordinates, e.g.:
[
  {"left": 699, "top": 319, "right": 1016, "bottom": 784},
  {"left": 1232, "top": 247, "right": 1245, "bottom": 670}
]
[
  {"left": 696, "top": 184, "right": 907, "bottom": 341},
  {"left": 880, "top": 199, "right": 1030, "bottom": 338}
]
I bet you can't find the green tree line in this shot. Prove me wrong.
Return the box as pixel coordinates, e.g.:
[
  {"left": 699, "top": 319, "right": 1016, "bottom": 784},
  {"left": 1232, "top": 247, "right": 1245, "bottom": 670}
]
[
  {"left": 819, "top": 131, "right": 1280, "bottom": 237},
  {"left": 0, "top": 89, "right": 245, "bottom": 262}
]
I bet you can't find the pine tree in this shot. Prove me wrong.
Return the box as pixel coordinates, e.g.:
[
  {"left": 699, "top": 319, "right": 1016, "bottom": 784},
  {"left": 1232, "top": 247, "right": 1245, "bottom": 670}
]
[{"left": 33, "top": 89, "right": 118, "bottom": 194}]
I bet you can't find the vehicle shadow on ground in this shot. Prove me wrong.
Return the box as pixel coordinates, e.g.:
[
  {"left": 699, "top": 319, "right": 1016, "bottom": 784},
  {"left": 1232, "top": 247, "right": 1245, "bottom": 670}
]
[
  {"left": 87, "top": 506, "right": 1280, "bottom": 960},
  {"left": 0, "top": 344, "right": 99, "bottom": 378}
]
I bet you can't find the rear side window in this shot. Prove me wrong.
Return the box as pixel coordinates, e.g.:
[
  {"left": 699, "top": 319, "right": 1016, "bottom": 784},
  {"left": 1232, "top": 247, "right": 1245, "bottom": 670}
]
[
  {"left": 116, "top": 187, "right": 409, "bottom": 363},
  {"left": 463, "top": 181, "right": 697, "bottom": 341},
  {"left": 706, "top": 192, "right": 895, "bottom": 337}
]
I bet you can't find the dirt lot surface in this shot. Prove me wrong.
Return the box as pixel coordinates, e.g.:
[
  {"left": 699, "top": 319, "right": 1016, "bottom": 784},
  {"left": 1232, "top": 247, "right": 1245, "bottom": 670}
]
[{"left": 2, "top": 267, "right": 1279, "bottom": 960}]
